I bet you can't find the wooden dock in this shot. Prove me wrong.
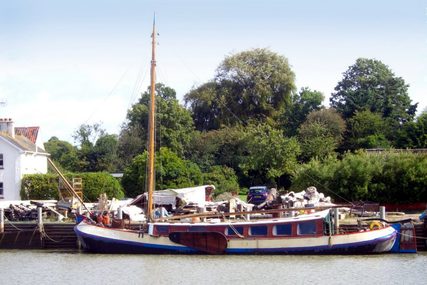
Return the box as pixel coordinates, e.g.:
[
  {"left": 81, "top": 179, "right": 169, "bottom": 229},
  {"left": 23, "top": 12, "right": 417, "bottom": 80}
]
[{"left": 0, "top": 222, "right": 77, "bottom": 249}]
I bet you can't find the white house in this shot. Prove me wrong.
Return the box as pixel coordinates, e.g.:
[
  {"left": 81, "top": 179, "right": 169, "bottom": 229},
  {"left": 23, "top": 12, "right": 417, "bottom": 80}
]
[{"left": 0, "top": 118, "right": 49, "bottom": 200}]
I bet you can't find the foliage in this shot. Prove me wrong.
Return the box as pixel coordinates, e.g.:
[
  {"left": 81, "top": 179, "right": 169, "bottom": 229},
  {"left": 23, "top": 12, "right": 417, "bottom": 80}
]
[
  {"left": 118, "top": 83, "right": 195, "bottom": 167},
  {"left": 396, "top": 111, "right": 427, "bottom": 148},
  {"left": 330, "top": 58, "right": 417, "bottom": 124},
  {"left": 291, "top": 151, "right": 427, "bottom": 203},
  {"left": 186, "top": 126, "right": 247, "bottom": 174},
  {"left": 297, "top": 109, "right": 345, "bottom": 161},
  {"left": 185, "top": 48, "right": 296, "bottom": 130},
  {"left": 282, "top": 87, "right": 324, "bottom": 136},
  {"left": 21, "top": 174, "right": 60, "bottom": 200},
  {"left": 239, "top": 123, "right": 301, "bottom": 186},
  {"left": 298, "top": 122, "right": 339, "bottom": 162},
  {"left": 76, "top": 172, "right": 124, "bottom": 201},
  {"left": 44, "top": 137, "right": 79, "bottom": 172},
  {"left": 344, "top": 110, "right": 391, "bottom": 150},
  {"left": 202, "top": 165, "right": 240, "bottom": 196},
  {"left": 184, "top": 82, "right": 221, "bottom": 131},
  {"left": 71, "top": 123, "right": 119, "bottom": 172},
  {"left": 121, "top": 147, "right": 203, "bottom": 198},
  {"left": 21, "top": 172, "right": 124, "bottom": 201}
]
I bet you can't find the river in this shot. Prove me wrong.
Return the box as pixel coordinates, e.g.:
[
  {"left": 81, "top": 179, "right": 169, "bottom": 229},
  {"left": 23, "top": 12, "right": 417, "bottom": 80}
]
[{"left": 0, "top": 250, "right": 426, "bottom": 285}]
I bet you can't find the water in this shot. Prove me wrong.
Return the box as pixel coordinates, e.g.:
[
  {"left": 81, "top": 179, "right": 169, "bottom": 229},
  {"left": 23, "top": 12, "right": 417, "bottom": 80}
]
[{"left": 0, "top": 250, "right": 426, "bottom": 285}]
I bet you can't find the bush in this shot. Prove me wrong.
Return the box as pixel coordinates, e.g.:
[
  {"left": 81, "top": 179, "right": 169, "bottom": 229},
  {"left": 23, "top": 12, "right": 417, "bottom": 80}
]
[
  {"left": 291, "top": 151, "right": 427, "bottom": 203},
  {"left": 21, "top": 172, "right": 124, "bottom": 201},
  {"left": 202, "top": 165, "right": 240, "bottom": 196},
  {"left": 21, "top": 174, "right": 60, "bottom": 200}
]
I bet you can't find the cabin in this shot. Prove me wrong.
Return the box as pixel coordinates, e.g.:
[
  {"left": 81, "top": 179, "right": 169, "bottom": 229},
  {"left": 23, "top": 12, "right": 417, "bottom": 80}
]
[{"left": 0, "top": 118, "right": 49, "bottom": 200}]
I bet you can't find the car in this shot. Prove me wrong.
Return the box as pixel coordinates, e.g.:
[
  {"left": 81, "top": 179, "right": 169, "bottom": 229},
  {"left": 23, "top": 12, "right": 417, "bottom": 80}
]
[{"left": 246, "top": 186, "right": 268, "bottom": 205}]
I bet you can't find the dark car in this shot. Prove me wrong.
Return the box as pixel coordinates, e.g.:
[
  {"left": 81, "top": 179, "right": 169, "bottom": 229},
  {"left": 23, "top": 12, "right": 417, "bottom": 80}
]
[{"left": 247, "top": 186, "right": 268, "bottom": 205}]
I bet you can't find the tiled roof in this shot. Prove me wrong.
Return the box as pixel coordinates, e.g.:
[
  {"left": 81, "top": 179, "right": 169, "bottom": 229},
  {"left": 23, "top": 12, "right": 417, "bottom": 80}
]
[
  {"left": 14, "top": 127, "right": 39, "bottom": 144},
  {"left": 0, "top": 132, "right": 49, "bottom": 155}
]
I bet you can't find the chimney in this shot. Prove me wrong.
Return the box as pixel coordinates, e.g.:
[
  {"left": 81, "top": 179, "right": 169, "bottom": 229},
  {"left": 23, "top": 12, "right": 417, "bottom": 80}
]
[{"left": 0, "top": 118, "right": 15, "bottom": 138}]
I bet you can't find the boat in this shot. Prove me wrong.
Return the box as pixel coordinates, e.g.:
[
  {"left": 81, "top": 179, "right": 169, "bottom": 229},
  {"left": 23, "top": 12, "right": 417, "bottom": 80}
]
[{"left": 74, "top": 19, "right": 398, "bottom": 255}]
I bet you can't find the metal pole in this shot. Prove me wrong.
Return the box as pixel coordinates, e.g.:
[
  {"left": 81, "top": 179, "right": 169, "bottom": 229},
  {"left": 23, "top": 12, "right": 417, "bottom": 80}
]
[
  {"left": 379, "top": 206, "right": 386, "bottom": 220},
  {"left": 117, "top": 207, "right": 123, "bottom": 219},
  {"left": 334, "top": 208, "right": 340, "bottom": 234},
  {"left": 0, "top": 208, "right": 4, "bottom": 233}
]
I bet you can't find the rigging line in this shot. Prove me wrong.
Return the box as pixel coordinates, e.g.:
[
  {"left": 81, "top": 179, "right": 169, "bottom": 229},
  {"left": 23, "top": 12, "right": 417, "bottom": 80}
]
[
  {"left": 83, "top": 67, "right": 131, "bottom": 124},
  {"left": 299, "top": 170, "right": 353, "bottom": 205},
  {"left": 128, "top": 63, "right": 149, "bottom": 108}
]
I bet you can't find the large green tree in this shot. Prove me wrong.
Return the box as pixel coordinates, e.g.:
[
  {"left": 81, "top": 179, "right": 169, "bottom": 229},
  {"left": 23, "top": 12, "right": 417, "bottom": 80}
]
[
  {"left": 344, "top": 110, "right": 391, "bottom": 150},
  {"left": 282, "top": 87, "right": 324, "bottom": 136},
  {"left": 72, "top": 124, "right": 118, "bottom": 172},
  {"left": 121, "top": 147, "right": 203, "bottom": 198},
  {"left": 330, "top": 58, "right": 417, "bottom": 123},
  {"left": 396, "top": 111, "right": 427, "bottom": 148},
  {"left": 185, "top": 48, "right": 296, "bottom": 130},
  {"left": 118, "top": 83, "right": 195, "bottom": 168},
  {"left": 297, "top": 109, "right": 345, "bottom": 161},
  {"left": 44, "top": 137, "right": 79, "bottom": 172},
  {"left": 239, "top": 123, "right": 301, "bottom": 186}
]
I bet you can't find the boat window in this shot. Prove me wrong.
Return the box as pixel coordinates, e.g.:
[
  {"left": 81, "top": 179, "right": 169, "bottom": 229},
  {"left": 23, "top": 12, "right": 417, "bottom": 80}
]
[
  {"left": 274, "top": 224, "right": 292, "bottom": 236},
  {"left": 297, "top": 221, "right": 317, "bottom": 235},
  {"left": 249, "top": 225, "right": 268, "bottom": 236},
  {"left": 156, "top": 225, "right": 169, "bottom": 235},
  {"left": 227, "top": 226, "right": 244, "bottom": 236},
  {"left": 0, "top": 154, "right": 3, "bottom": 169}
]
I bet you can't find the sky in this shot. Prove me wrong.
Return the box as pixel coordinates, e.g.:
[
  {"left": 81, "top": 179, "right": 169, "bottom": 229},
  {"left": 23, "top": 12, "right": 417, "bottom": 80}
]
[{"left": 0, "top": 0, "right": 426, "bottom": 145}]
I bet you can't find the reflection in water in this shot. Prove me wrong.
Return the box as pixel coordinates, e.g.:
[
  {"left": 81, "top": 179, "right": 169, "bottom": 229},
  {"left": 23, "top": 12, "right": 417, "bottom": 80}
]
[{"left": 0, "top": 250, "right": 426, "bottom": 285}]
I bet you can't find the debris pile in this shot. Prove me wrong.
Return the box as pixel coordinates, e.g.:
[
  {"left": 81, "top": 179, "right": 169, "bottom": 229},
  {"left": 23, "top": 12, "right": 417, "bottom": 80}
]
[{"left": 280, "top": 186, "right": 333, "bottom": 209}]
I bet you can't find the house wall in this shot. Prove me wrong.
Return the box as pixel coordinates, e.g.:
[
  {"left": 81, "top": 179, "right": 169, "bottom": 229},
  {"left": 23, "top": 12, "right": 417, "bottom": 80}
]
[
  {"left": 0, "top": 141, "right": 48, "bottom": 200},
  {"left": 0, "top": 141, "right": 21, "bottom": 200}
]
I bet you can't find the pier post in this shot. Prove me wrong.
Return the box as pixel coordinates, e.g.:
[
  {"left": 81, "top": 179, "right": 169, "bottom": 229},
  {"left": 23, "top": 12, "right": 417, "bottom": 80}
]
[
  {"left": 379, "top": 206, "right": 386, "bottom": 220},
  {"left": 38, "top": 207, "right": 43, "bottom": 230},
  {"left": 0, "top": 208, "right": 4, "bottom": 233},
  {"left": 333, "top": 208, "right": 339, "bottom": 234},
  {"left": 117, "top": 207, "right": 123, "bottom": 219}
]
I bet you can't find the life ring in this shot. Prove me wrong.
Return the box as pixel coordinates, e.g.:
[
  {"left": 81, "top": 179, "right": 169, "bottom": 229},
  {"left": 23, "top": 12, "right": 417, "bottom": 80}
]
[{"left": 369, "top": 221, "right": 383, "bottom": 230}]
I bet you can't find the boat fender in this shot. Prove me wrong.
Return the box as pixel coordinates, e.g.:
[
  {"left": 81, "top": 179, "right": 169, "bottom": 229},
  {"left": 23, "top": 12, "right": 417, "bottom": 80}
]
[{"left": 369, "top": 221, "right": 383, "bottom": 230}]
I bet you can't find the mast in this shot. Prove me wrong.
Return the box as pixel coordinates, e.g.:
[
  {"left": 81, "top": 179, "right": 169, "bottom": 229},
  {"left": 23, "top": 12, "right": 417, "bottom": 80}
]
[{"left": 146, "top": 17, "right": 157, "bottom": 220}]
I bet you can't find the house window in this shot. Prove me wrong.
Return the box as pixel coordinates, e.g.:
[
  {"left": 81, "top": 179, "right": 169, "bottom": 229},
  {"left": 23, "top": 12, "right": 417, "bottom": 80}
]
[
  {"left": 0, "top": 154, "right": 3, "bottom": 169},
  {"left": 0, "top": 182, "right": 3, "bottom": 198}
]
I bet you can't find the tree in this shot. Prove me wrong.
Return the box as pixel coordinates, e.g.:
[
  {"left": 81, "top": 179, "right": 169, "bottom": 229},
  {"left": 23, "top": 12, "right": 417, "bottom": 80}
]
[
  {"left": 202, "top": 165, "right": 240, "bottom": 196},
  {"left": 121, "top": 147, "right": 203, "bottom": 198},
  {"left": 282, "top": 87, "right": 324, "bottom": 136},
  {"left": 44, "top": 137, "right": 79, "bottom": 171},
  {"left": 396, "top": 111, "right": 427, "bottom": 148},
  {"left": 239, "top": 123, "right": 301, "bottom": 186},
  {"left": 93, "top": 134, "right": 119, "bottom": 172},
  {"left": 330, "top": 58, "right": 417, "bottom": 124},
  {"left": 297, "top": 109, "right": 346, "bottom": 161},
  {"left": 118, "top": 83, "right": 195, "bottom": 167},
  {"left": 185, "top": 48, "right": 296, "bottom": 130},
  {"left": 344, "top": 110, "right": 391, "bottom": 150},
  {"left": 184, "top": 82, "right": 221, "bottom": 131}
]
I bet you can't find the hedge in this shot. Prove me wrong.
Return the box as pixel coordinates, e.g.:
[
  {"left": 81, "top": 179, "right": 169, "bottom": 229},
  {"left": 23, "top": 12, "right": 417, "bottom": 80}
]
[{"left": 21, "top": 172, "right": 125, "bottom": 201}]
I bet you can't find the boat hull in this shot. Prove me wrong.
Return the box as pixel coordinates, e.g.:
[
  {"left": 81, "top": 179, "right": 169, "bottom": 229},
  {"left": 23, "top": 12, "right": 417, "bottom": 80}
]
[{"left": 75, "top": 221, "right": 396, "bottom": 255}]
